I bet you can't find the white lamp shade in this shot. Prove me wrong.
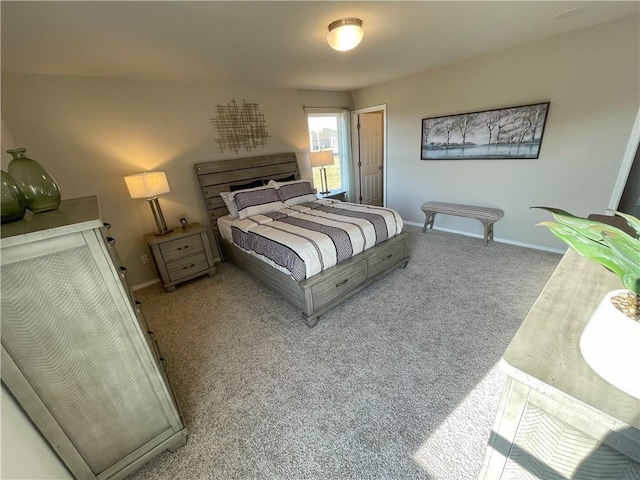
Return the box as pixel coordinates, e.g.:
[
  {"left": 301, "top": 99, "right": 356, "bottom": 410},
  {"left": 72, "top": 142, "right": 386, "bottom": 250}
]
[
  {"left": 124, "top": 171, "right": 170, "bottom": 199},
  {"left": 327, "top": 18, "right": 363, "bottom": 52},
  {"left": 310, "top": 150, "right": 335, "bottom": 168}
]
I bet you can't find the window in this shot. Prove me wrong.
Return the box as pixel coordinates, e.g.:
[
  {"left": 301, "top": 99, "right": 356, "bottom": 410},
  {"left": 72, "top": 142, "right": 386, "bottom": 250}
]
[{"left": 307, "top": 113, "right": 345, "bottom": 194}]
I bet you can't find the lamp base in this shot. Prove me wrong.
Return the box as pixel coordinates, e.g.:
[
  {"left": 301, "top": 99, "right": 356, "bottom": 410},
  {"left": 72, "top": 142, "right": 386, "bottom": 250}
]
[
  {"left": 319, "top": 166, "right": 331, "bottom": 197},
  {"left": 148, "top": 197, "right": 173, "bottom": 237}
]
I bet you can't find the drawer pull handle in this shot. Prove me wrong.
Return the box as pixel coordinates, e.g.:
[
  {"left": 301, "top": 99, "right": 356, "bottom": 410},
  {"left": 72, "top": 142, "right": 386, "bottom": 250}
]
[
  {"left": 107, "top": 237, "right": 116, "bottom": 246},
  {"left": 336, "top": 279, "right": 349, "bottom": 287},
  {"left": 177, "top": 245, "right": 189, "bottom": 251},
  {"left": 103, "top": 222, "right": 111, "bottom": 230},
  {"left": 383, "top": 254, "right": 393, "bottom": 260},
  {"left": 182, "top": 264, "right": 195, "bottom": 270}
]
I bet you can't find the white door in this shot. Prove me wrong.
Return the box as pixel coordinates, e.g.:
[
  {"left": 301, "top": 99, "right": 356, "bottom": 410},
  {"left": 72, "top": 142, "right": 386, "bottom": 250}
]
[{"left": 358, "top": 112, "right": 384, "bottom": 206}]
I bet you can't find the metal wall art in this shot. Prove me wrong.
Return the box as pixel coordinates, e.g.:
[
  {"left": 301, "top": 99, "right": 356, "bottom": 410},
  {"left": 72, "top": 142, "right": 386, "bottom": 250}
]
[
  {"left": 210, "top": 98, "right": 269, "bottom": 154},
  {"left": 421, "top": 102, "right": 550, "bottom": 160}
]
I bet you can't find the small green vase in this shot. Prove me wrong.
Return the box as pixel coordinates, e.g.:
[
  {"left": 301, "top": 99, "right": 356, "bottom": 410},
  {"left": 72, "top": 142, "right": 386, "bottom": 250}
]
[
  {"left": 1, "top": 170, "right": 27, "bottom": 223},
  {"left": 7, "top": 147, "right": 61, "bottom": 213}
]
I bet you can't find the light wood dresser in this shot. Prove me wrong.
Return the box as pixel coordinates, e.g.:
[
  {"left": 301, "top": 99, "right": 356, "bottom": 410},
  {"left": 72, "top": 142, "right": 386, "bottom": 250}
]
[
  {"left": 1, "top": 196, "right": 187, "bottom": 479},
  {"left": 144, "top": 222, "right": 217, "bottom": 292},
  {"left": 480, "top": 249, "right": 639, "bottom": 479}
]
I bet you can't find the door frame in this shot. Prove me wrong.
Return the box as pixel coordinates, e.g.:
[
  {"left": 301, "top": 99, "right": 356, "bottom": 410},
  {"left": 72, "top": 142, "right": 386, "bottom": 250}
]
[
  {"left": 351, "top": 104, "right": 387, "bottom": 206},
  {"left": 608, "top": 106, "right": 640, "bottom": 210}
]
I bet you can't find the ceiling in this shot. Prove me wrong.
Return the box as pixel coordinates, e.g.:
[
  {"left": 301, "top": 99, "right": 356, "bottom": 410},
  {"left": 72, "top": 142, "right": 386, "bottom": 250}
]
[{"left": 1, "top": 1, "right": 638, "bottom": 91}]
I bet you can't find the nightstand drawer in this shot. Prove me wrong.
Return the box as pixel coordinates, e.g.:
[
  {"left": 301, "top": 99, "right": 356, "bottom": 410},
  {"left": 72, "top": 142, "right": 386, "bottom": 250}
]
[
  {"left": 159, "top": 234, "right": 204, "bottom": 262},
  {"left": 167, "top": 252, "right": 209, "bottom": 281}
]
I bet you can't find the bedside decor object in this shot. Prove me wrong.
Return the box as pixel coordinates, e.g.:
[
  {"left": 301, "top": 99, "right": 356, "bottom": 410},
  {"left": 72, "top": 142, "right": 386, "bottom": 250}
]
[
  {"left": 125, "top": 171, "right": 173, "bottom": 236},
  {"left": 1, "top": 170, "right": 27, "bottom": 223},
  {"left": 177, "top": 214, "right": 190, "bottom": 229},
  {"left": 534, "top": 207, "right": 639, "bottom": 398},
  {"left": 421, "top": 102, "right": 550, "bottom": 160},
  {"left": 145, "top": 222, "right": 216, "bottom": 292},
  {"left": 310, "top": 150, "right": 334, "bottom": 195},
  {"left": 6, "top": 147, "right": 61, "bottom": 213},
  {"left": 210, "top": 98, "right": 269, "bottom": 154},
  {"left": 327, "top": 17, "right": 363, "bottom": 51}
]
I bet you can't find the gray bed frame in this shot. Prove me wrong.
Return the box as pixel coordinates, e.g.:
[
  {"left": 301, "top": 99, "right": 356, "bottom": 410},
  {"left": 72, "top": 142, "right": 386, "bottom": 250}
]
[{"left": 194, "top": 152, "right": 409, "bottom": 327}]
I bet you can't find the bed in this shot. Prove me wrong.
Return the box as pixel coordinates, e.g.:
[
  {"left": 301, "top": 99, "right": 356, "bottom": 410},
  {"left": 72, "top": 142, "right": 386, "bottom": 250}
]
[{"left": 194, "top": 152, "right": 409, "bottom": 327}]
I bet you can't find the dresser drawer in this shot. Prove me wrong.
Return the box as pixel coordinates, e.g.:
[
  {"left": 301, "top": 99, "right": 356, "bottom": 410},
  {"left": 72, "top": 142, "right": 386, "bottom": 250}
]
[
  {"left": 160, "top": 234, "right": 204, "bottom": 262},
  {"left": 366, "top": 238, "right": 408, "bottom": 279},
  {"left": 167, "top": 252, "right": 209, "bottom": 281},
  {"left": 310, "top": 260, "right": 367, "bottom": 310}
]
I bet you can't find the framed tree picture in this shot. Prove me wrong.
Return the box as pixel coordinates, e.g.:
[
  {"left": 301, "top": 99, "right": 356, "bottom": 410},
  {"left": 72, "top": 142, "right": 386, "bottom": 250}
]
[{"left": 421, "top": 102, "right": 550, "bottom": 160}]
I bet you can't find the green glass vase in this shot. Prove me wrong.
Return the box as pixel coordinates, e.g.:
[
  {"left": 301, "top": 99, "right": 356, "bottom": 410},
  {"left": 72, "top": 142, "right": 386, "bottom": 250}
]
[
  {"left": 7, "top": 147, "right": 61, "bottom": 213},
  {"left": 1, "top": 170, "right": 27, "bottom": 223}
]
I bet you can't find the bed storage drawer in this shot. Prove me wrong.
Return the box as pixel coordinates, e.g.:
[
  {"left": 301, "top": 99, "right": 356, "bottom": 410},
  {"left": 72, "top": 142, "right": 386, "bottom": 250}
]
[
  {"left": 167, "top": 252, "right": 209, "bottom": 281},
  {"left": 366, "top": 237, "right": 408, "bottom": 279},
  {"left": 310, "top": 259, "right": 367, "bottom": 310}
]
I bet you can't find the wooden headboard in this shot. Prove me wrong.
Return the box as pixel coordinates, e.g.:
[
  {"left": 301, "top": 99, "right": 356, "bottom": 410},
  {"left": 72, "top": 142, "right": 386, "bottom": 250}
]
[{"left": 194, "top": 152, "right": 301, "bottom": 254}]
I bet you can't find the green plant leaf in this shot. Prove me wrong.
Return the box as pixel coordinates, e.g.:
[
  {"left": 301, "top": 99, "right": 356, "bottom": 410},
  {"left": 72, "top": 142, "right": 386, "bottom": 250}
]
[
  {"left": 599, "top": 231, "right": 640, "bottom": 293},
  {"left": 537, "top": 221, "right": 628, "bottom": 280},
  {"left": 532, "top": 206, "right": 632, "bottom": 244},
  {"left": 535, "top": 205, "right": 640, "bottom": 295}
]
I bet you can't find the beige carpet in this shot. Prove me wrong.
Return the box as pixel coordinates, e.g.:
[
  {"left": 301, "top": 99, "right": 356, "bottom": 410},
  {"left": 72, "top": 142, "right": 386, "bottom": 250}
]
[{"left": 128, "top": 226, "right": 561, "bottom": 480}]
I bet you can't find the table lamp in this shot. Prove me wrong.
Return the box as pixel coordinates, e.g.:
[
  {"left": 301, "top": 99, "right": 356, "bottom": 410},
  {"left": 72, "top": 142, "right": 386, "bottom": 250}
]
[
  {"left": 124, "top": 171, "right": 173, "bottom": 235},
  {"left": 309, "top": 150, "right": 334, "bottom": 195}
]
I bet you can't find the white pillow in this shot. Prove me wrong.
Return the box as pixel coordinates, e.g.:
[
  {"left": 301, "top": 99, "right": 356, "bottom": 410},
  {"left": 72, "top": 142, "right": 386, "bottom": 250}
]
[
  {"left": 219, "top": 191, "right": 239, "bottom": 218},
  {"left": 269, "top": 179, "right": 318, "bottom": 206},
  {"left": 231, "top": 185, "right": 285, "bottom": 219}
]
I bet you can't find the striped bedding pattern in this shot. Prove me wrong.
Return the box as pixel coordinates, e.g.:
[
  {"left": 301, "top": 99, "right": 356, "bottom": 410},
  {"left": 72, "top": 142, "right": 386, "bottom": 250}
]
[{"left": 229, "top": 199, "right": 404, "bottom": 281}]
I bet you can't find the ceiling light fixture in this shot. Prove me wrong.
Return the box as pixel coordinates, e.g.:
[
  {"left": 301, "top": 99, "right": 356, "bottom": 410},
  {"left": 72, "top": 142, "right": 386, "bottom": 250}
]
[{"left": 327, "top": 17, "right": 363, "bottom": 52}]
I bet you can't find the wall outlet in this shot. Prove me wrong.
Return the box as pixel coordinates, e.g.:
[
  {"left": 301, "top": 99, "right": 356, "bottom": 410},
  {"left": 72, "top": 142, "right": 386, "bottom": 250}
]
[{"left": 141, "top": 254, "right": 149, "bottom": 264}]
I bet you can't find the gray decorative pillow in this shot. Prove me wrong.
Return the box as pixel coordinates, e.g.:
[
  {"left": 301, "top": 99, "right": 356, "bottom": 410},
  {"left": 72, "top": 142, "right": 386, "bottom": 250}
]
[
  {"left": 270, "top": 180, "right": 318, "bottom": 206},
  {"left": 231, "top": 186, "right": 285, "bottom": 219}
]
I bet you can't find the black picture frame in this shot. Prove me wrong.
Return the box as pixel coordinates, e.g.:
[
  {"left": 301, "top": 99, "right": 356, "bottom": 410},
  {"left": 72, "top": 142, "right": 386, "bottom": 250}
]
[
  {"left": 421, "top": 102, "right": 550, "bottom": 160},
  {"left": 178, "top": 216, "right": 190, "bottom": 229}
]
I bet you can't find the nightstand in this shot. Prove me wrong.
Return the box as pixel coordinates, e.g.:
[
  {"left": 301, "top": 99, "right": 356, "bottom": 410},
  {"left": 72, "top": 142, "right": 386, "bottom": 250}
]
[
  {"left": 319, "top": 191, "right": 346, "bottom": 201},
  {"left": 145, "top": 222, "right": 217, "bottom": 291}
]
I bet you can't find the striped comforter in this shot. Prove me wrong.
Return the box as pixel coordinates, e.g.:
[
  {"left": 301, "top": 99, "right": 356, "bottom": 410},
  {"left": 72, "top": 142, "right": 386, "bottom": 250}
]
[{"left": 230, "top": 199, "right": 404, "bottom": 281}]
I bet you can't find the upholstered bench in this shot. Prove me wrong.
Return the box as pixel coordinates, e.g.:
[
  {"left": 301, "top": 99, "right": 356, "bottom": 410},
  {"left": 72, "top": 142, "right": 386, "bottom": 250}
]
[{"left": 421, "top": 202, "right": 504, "bottom": 246}]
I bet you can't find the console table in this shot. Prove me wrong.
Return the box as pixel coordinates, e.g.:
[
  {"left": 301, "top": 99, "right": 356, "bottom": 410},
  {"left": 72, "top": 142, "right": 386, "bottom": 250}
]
[{"left": 480, "top": 249, "right": 640, "bottom": 479}]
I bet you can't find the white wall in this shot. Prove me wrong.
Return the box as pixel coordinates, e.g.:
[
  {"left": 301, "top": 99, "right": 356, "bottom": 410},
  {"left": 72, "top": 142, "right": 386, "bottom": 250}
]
[
  {"left": 351, "top": 15, "right": 640, "bottom": 251},
  {"left": 1, "top": 75, "right": 349, "bottom": 285}
]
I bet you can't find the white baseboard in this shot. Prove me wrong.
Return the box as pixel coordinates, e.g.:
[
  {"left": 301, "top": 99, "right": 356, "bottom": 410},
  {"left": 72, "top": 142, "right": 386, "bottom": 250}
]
[
  {"left": 132, "top": 278, "right": 160, "bottom": 291},
  {"left": 403, "top": 220, "right": 565, "bottom": 255}
]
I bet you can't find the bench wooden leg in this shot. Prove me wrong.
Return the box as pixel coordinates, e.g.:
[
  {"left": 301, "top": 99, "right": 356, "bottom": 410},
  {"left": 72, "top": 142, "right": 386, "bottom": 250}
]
[
  {"left": 481, "top": 220, "right": 495, "bottom": 246},
  {"left": 422, "top": 212, "right": 436, "bottom": 233}
]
